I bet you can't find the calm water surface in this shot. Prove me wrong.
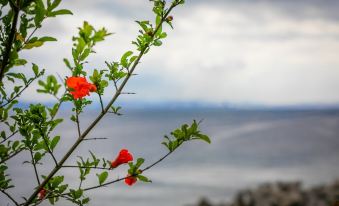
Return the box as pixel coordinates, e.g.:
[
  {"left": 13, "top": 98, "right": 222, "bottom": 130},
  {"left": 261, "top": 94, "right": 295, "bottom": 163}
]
[{"left": 2, "top": 108, "right": 339, "bottom": 206}]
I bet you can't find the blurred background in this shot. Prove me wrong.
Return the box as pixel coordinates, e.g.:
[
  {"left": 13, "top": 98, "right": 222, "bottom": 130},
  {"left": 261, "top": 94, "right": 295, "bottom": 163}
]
[{"left": 4, "top": 0, "right": 339, "bottom": 205}]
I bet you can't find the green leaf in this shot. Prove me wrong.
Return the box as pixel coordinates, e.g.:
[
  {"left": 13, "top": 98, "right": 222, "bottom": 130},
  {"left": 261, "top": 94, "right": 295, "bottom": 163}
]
[
  {"left": 0, "top": 131, "right": 5, "bottom": 139},
  {"left": 197, "top": 134, "right": 211, "bottom": 144},
  {"left": 97, "top": 171, "right": 108, "bottom": 185},
  {"left": 135, "top": 158, "right": 144, "bottom": 168},
  {"left": 80, "top": 48, "right": 91, "bottom": 61},
  {"left": 72, "top": 189, "right": 83, "bottom": 199},
  {"left": 32, "top": 63, "right": 39, "bottom": 76},
  {"left": 12, "top": 141, "right": 20, "bottom": 150},
  {"left": 50, "top": 136, "right": 60, "bottom": 150},
  {"left": 49, "top": 9, "right": 73, "bottom": 16},
  {"left": 82, "top": 197, "right": 90, "bottom": 204},
  {"left": 137, "top": 175, "right": 152, "bottom": 183},
  {"left": 120, "top": 51, "right": 133, "bottom": 68},
  {"left": 34, "top": 152, "right": 42, "bottom": 162},
  {"left": 153, "top": 39, "right": 162, "bottom": 46},
  {"left": 39, "top": 36, "right": 57, "bottom": 42},
  {"left": 34, "top": 0, "right": 45, "bottom": 27},
  {"left": 51, "top": 176, "right": 64, "bottom": 188},
  {"left": 23, "top": 41, "right": 44, "bottom": 49},
  {"left": 48, "top": 0, "right": 61, "bottom": 11},
  {"left": 63, "top": 58, "right": 72, "bottom": 69},
  {"left": 14, "top": 59, "right": 27, "bottom": 66},
  {"left": 159, "top": 32, "right": 167, "bottom": 39}
]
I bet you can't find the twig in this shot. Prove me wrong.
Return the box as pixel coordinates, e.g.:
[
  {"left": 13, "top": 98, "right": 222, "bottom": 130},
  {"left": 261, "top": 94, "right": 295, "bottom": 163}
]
[
  {"left": 120, "top": 92, "right": 135, "bottom": 95},
  {"left": 41, "top": 133, "right": 58, "bottom": 166},
  {"left": 98, "top": 94, "right": 104, "bottom": 113},
  {"left": 75, "top": 112, "right": 81, "bottom": 138},
  {"left": 50, "top": 150, "right": 173, "bottom": 198},
  {"left": 61, "top": 165, "right": 111, "bottom": 170},
  {"left": 0, "top": 147, "right": 24, "bottom": 164},
  {"left": 0, "top": 74, "right": 36, "bottom": 108},
  {"left": 83, "top": 151, "right": 172, "bottom": 191},
  {"left": 83, "top": 137, "right": 108, "bottom": 141},
  {"left": 29, "top": 149, "right": 41, "bottom": 185},
  {"left": 46, "top": 93, "right": 65, "bottom": 137},
  {"left": 18, "top": 27, "right": 38, "bottom": 51},
  {"left": 37, "top": 126, "right": 58, "bottom": 166},
  {"left": 0, "top": 189, "right": 20, "bottom": 206},
  {"left": 0, "top": 130, "right": 18, "bottom": 144}
]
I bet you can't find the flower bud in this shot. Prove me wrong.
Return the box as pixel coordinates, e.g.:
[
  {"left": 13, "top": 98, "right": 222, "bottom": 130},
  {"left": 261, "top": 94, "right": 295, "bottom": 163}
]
[
  {"left": 166, "top": 16, "right": 173, "bottom": 22},
  {"left": 110, "top": 149, "right": 133, "bottom": 168}
]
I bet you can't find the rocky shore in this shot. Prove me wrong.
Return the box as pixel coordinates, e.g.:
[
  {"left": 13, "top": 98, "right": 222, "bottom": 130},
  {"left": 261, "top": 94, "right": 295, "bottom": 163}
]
[{"left": 191, "top": 180, "right": 339, "bottom": 206}]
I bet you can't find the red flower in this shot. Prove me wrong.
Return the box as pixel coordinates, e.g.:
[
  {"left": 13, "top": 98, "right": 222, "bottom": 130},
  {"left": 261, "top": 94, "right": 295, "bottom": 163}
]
[
  {"left": 66, "top": 76, "right": 97, "bottom": 99},
  {"left": 37, "top": 188, "right": 47, "bottom": 200},
  {"left": 125, "top": 174, "right": 137, "bottom": 186},
  {"left": 110, "top": 149, "right": 133, "bottom": 168}
]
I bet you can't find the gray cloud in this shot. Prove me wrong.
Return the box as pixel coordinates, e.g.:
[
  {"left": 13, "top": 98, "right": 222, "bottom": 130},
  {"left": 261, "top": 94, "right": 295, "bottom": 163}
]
[{"left": 17, "top": 0, "right": 339, "bottom": 106}]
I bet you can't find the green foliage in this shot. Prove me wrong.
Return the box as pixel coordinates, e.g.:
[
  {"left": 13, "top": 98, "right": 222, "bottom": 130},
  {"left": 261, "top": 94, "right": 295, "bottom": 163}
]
[
  {"left": 42, "top": 175, "right": 69, "bottom": 204},
  {"left": 0, "top": 0, "right": 72, "bottom": 78},
  {"left": 162, "top": 120, "right": 211, "bottom": 152},
  {"left": 66, "top": 21, "right": 111, "bottom": 76},
  {"left": 37, "top": 75, "right": 61, "bottom": 96},
  {"left": 96, "top": 171, "right": 108, "bottom": 185},
  {"left": 89, "top": 69, "right": 108, "bottom": 95},
  {"left": 0, "top": 164, "right": 12, "bottom": 190},
  {"left": 9, "top": 104, "right": 63, "bottom": 165},
  {"left": 104, "top": 61, "right": 127, "bottom": 82},
  {"left": 127, "top": 158, "right": 151, "bottom": 183}
]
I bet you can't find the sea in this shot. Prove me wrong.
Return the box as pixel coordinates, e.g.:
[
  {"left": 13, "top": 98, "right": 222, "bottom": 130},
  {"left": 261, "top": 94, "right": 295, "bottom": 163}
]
[{"left": 2, "top": 108, "right": 339, "bottom": 206}]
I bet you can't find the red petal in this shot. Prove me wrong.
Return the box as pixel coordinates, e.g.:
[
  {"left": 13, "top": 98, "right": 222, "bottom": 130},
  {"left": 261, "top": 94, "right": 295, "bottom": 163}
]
[
  {"left": 125, "top": 175, "right": 137, "bottom": 186},
  {"left": 66, "top": 77, "right": 79, "bottom": 89},
  {"left": 110, "top": 149, "right": 133, "bottom": 168}
]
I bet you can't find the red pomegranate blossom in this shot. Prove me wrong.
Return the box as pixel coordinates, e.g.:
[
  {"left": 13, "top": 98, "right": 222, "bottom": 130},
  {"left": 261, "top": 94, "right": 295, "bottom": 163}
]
[
  {"left": 125, "top": 174, "right": 137, "bottom": 186},
  {"left": 66, "top": 76, "right": 97, "bottom": 99},
  {"left": 37, "top": 188, "right": 47, "bottom": 200},
  {"left": 110, "top": 149, "right": 133, "bottom": 168}
]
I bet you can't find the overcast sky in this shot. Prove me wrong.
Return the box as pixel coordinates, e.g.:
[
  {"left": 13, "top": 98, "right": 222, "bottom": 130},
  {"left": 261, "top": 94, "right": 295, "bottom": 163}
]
[{"left": 19, "top": 0, "right": 339, "bottom": 107}]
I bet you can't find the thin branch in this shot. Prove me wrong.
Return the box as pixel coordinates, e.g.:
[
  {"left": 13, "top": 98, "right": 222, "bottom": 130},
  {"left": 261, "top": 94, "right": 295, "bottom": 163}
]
[
  {"left": 29, "top": 149, "right": 41, "bottom": 185},
  {"left": 120, "top": 92, "right": 135, "bottom": 95},
  {"left": 0, "top": 147, "right": 24, "bottom": 164},
  {"left": 61, "top": 165, "right": 111, "bottom": 170},
  {"left": 36, "top": 123, "right": 58, "bottom": 166},
  {"left": 0, "top": 78, "right": 36, "bottom": 108},
  {"left": 0, "top": 189, "right": 20, "bottom": 206},
  {"left": 83, "top": 137, "right": 108, "bottom": 141},
  {"left": 41, "top": 133, "right": 58, "bottom": 166},
  {"left": 39, "top": 94, "right": 65, "bottom": 166},
  {"left": 84, "top": 151, "right": 172, "bottom": 191},
  {"left": 0, "top": 1, "right": 20, "bottom": 83},
  {"left": 140, "top": 151, "right": 173, "bottom": 173},
  {"left": 23, "top": 5, "right": 178, "bottom": 205},
  {"left": 75, "top": 112, "right": 81, "bottom": 138},
  {"left": 55, "top": 150, "right": 173, "bottom": 196},
  {"left": 46, "top": 150, "right": 172, "bottom": 200},
  {"left": 0, "top": 130, "right": 18, "bottom": 144},
  {"left": 113, "top": 80, "right": 118, "bottom": 91},
  {"left": 18, "top": 27, "right": 38, "bottom": 51},
  {"left": 98, "top": 94, "right": 104, "bottom": 113},
  {"left": 46, "top": 92, "right": 65, "bottom": 137}
]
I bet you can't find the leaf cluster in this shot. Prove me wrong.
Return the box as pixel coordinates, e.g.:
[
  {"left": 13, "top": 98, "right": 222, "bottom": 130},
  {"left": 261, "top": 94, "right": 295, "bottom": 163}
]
[
  {"left": 162, "top": 120, "right": 211, "bottom": 152},
  {"left": 128, "top": 158, "right": 151, "bottom": 183}
]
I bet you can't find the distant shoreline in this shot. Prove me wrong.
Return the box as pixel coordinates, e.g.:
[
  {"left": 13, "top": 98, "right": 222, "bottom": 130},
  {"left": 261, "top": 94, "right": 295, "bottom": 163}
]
[{"left": 190, "top": 179, "right": 339, "bottom": 206}]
